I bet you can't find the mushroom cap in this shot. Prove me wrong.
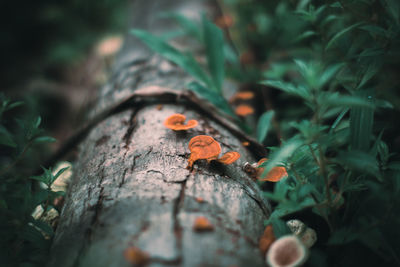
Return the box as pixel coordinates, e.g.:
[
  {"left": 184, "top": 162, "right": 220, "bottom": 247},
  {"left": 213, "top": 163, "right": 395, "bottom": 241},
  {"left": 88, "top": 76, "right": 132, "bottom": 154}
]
[
  {"left": 257, "top": 158, "right": 288, "bottom": 182},
  {"left": 123, "top": 246, "right": 150, "bottom": 265},
  {"left": 188, "top": 135, "right": 221, "bottom": 167},
  {"left": 235, "top": 105, "right": 255, "bottom": 116},
  {"left": 231, "top": 91, "right": 255, "bottom": 101},
  {"left": 266, "top": 235, "right": 308, "bottom": 267},
  {"left": 164, "top": 113, "right": 198, "bottom": 131},
  {"left": 193, "top": 216, "right": 214, "bottom": 232},
  {"left": 217, "top": 151, "right": 241, "bottom": 165}
]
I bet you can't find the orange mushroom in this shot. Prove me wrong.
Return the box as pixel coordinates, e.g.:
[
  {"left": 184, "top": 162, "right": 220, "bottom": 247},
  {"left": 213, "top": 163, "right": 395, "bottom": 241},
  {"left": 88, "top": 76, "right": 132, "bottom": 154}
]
[
  {"left": 230, "top": 91, "right": 255, "bottom": 103},
  {"left": 164, "top": 113, "right": 198, "bottom": 131},
  {"left": 235, "top": 105, "right": 254, "bottom": 117},
  {"left": 193, "top": 216, "right": 214, "bottom": 232},
  {"left": 187, "top": 135, "right": 221, "bottom": 168},
  {"left": 217, "top": 151, "right": 241, "bottom": 165},
  {"left": 257, "top": 158, "right": 288, "bottom": 182},
  {"left": 242, "top": 141, "right": 250, "bottom": 147},
  {"left": 123, "top": 246, "right": 150, "bottom": 265},
  {"left": 259, "top": 225, "right": 276, "bottom": 255}
]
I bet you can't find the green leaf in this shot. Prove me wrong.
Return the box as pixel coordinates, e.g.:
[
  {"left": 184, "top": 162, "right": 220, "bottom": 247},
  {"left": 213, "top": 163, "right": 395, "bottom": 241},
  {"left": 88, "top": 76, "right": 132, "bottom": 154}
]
[
  {"left": 360, "top": 25, "right": 388, "bottom": 37},
  {"left": 261, "top": 80, "right": 310, "bottom": 99},
  {"left": 336, "top": 150, "right": 381, "bottom": 179},
  {"left": 30, "top": 175, "right": 47, "bottom": 183},
  {"left": 33, "top": 136, "right": 57, "bottom": 144},
  {"left": 350, "top": 93, "right": 374, "bottom": 151},
  {"left": 32, "top": 190, "right": 49, "bottom": 206},
  {"left": 34, "top": 116, "right": 42, "bottom": 129},
  {"left": 0, "top": 125, "right": 16, "bottom": 147},
  {"left": 260, "top": 139, "right": 303, "bottom": 177},
  {"left": 7, "top": 101, "right": 24, "bottom": 111},
  {"left": 257, "top": 110, "right": 275, "bottom": 143},
  {"left": 325, "top": 22, "right": 364, "bottom": 50},
  {"left": 131, "top": 29, "right": 212, "bottom": 88},
  {"left": 318, "top": 63, "right": 344, "bottom": 88},
  {"left": 202, "top": 16, "right": 225, "bottom": 92},
  {"left": 318, "top": 92, "right": 375, "bottom": 109},
  {"left": 51, "top": 167, "right": 69, "bottom": 185},
  {"left": 187, "top": 81, "right": 237, "bottom": 118},
  {"left": 160, "top": 12, "right": 202, "bottom": 41},
  {"left": 293, "top": 30, "right": 316, "bottom": 43},
  {"left": 357, "top": 62, "right": 381, "bottom": 89}
]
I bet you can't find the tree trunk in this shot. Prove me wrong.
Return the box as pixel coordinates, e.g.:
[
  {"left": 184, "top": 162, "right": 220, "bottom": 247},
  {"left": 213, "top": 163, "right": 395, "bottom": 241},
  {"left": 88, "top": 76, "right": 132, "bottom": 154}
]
[{"left": 48, "top": 1, "right": 270, "bottom": 266}]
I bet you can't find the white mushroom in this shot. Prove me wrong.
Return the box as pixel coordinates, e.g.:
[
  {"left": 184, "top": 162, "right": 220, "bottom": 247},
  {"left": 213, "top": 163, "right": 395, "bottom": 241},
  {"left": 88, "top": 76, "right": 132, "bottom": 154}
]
[{"left": 266, "top": 235, "right": 308, "bottom": 267}]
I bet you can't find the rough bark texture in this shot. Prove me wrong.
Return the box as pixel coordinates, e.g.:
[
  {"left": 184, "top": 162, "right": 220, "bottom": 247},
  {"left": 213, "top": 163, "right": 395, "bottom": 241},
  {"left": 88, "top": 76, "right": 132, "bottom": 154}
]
[{"left": 48, "top": 1, "right": 271, "bottom": 266}]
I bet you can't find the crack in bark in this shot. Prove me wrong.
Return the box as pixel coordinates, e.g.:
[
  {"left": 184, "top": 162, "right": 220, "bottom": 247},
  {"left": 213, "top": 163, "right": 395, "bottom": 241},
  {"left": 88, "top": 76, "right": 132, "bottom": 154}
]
[
  {"left": 150, "top": 257, "right": 182, "bottom": 265},
  {"left": 118, "top": 168, "right": 129, "bottom": 188},
  {"left": 122, "top": 109, "right": 138, "bottom": 148},
  {"left": 72, "top": 158, "right": 107, "bottom": 267},
  {"left": 171, "top": 173, "right": 190, "bottom": 264}
]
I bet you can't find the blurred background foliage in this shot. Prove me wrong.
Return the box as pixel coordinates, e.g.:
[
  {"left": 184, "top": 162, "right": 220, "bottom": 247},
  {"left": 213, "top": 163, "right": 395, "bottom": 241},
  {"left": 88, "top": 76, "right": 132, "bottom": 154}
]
[
  {"left": 0, "top": 0, "right": 128, "bottom": 266},
  {"left": 1, "top": 0, "right": 400, "bottom": 266},
  {"left": 1, "top": 0, "right": 128, "bottom": 88}
]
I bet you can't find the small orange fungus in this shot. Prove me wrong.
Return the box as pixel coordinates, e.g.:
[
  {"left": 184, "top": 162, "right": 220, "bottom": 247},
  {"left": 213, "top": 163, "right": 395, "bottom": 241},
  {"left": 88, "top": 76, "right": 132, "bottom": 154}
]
[
  {"left": 187, "top": 135, "right": 221, "bottom": 168},
  {"left": 217, "top": 151, "right": 241, "bottom": 165},
  {"left": 235, "top": 105, "right": 254, "bottom": 117},
  {"left": 242, "top": 141, "right": 250, "bottom": 147},
  {"left": 164, "top": 113, "right": 198, "bottom": 131},
  {"left": 123, "top": 246, "right": 150, "bottom": 265},
  {"left": 193, "top": 216, "right": 214, "bottom": 232},
  {"left": 195, "top": 197, "right": 205, "bottom": 203},
  {"left": 230, "top": 91, "right": 254, "bottom": 102},
  {"left": 257, "top": 158, "right": 288, "bottom": 182},
  {"left": 259, "top": 225, "right": 276, "bottom": 255}
]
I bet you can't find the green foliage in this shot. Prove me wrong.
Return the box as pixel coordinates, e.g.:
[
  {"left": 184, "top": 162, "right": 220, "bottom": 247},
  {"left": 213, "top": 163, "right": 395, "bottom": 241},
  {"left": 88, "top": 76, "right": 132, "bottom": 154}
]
[
  {"left": 0, "top": 94, "right": 64, "bottom": 266},
  {"left": 131, "top": 15, "right": 235, "bottom": 118},
  {"left": 1, "top": 0, "right": 129, "bottom": 87},
  {"left": 256, "top": 110, "right": 274, "bottom": 143}
]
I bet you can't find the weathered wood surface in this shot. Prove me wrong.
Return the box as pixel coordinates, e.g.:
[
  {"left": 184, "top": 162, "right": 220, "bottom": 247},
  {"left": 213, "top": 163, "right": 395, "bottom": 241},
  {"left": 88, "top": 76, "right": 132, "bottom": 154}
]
[{"left": 48, "top": 0, "right": 271, "bottom": 266}]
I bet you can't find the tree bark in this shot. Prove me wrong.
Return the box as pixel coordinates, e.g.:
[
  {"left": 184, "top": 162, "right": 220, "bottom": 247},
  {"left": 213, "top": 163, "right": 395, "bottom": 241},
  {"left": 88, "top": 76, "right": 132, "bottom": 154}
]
[{"left": 48, "top": 1, "right": 270, "bottom": 266}]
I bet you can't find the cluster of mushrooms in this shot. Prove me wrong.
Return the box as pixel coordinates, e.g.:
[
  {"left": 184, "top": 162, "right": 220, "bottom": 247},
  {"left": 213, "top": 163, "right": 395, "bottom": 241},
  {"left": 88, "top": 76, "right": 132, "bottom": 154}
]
[
  {"left": 163, "top": 112, "right": 314, "bottom": 267},
  {"left": 164, "top": 113, "right": 241, "bottom": 168}
]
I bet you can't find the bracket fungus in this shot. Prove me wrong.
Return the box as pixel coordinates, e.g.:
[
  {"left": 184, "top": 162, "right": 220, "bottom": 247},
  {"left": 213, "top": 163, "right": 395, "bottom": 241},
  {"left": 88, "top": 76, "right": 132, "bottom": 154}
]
[
  {"left": 123, "top": 246, "right": 150, "bottom": 266},
  {"left": 230, "top": 91, "right": 255, "bottom": 102},
  {"left": 193, "top": 216, "right": 214, "bottom": 232},
  {"left": 266, "top": 235, "right": 308, "bottom": 267},
  {"left": 187, "top": 135, "right": 241, "bottom": 168},
  {"left": 187, "top": 135, "right": 221, "bottom": 168},
  {"left": 217, "top": 151, "right": 241, "bottom": 165},
  {"left": 164, "top": 113, "right": 198, "bottom": 131},
  {"left": 235, "top": 105, "right": 255, "bottom": 117},
  {"left": 257, "top": 158, "right": 288, "bottom": 182}
]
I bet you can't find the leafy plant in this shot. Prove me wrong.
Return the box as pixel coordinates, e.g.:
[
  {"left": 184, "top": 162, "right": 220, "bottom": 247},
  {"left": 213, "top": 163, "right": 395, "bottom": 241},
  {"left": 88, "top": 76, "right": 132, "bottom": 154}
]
[
  {"left": 0, "top": 94, "right": 66, "bottom": 266},
  {"left": 131, "top": 15, "right": 239, "bottom": 119}
]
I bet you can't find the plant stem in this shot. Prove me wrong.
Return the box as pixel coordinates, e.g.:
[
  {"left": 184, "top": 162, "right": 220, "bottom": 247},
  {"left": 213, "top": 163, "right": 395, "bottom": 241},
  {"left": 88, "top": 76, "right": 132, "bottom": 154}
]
[{"left": 318, "top": 145, "right": 332, "bottom": 206}]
